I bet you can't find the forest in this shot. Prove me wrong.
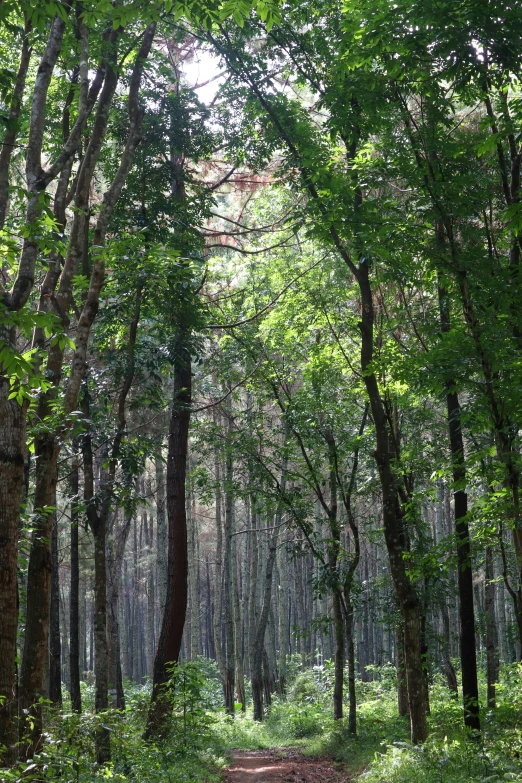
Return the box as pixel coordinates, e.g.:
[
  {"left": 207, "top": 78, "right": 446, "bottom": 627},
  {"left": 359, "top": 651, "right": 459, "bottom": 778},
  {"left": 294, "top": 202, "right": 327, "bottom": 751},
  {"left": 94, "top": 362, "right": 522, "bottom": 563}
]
[{"left": 1, "top": 0, "right": 522, "bottom": 781}]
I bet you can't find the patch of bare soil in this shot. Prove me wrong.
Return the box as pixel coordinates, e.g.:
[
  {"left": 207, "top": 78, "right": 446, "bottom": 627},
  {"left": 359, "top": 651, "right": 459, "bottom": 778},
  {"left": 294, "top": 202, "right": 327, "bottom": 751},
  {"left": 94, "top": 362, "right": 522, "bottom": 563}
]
[{"left": 223, "top": 749, "right": 352, "bottom": 783}]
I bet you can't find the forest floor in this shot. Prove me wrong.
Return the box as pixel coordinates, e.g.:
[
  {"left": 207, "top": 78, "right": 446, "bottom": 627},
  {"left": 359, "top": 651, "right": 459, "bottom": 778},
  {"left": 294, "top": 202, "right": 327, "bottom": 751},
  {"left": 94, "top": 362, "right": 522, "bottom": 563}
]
[{"left": 223, "top": 748, "right": 352, "bottom": 783}]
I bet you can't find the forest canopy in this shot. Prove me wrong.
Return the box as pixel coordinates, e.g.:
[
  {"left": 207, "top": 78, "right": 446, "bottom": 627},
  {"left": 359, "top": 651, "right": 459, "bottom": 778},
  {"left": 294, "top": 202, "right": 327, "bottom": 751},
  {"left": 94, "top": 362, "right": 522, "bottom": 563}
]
[{"left": 1, "top": 0, "right": 522, "bottom": 781}]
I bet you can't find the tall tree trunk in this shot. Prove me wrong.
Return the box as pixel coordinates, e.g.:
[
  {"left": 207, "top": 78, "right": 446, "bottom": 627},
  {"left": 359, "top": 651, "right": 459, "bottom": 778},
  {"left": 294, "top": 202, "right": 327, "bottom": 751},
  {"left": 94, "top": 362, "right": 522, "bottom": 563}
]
[
  {"left": 396, "top": 625, "right": 409, "bottom": 717},
  {"left": 0, "top": 381, "right": 25, "bottom": 763},
  {"left": 82, "top": 408, "right": 110, "bottom": 763},
  {"left": 49, "top": 514, "right": 62, "bottom": 705},
  {"left": 356, "top": 259, "right": 427, "bottom": 744},
  {"left": 440, "top": 605, "right": 459, "bottom": 699},
  {"left": 251, "top": 463, "right": 287, "bottom": 720},
  {"left": 142, "top": 511, "right": 156, "bottom": 675},
  {"left": 212, "top": 443, "right": 227, "bottom": 690},
  {"left": 485, "top": 547, "right": 499, "bottom": 709},
  {"left": 223, "top": 414, "right": 235, "bottom": 714},
  {"left": 146, "top": 347, "right": 191, "bottom": 735},
  {"left": 69, "top": 451, "right": 82, "bottom": 713},
  {"left": 438, "top": 277, "right": 480, "bottom": 732},
  {"left": 156, "top": 453, "right": 167, "bottom": 626},
  {"left": 187, "top": 468, "right": 200, "bottom": 660},
  {"left": 232, "top": 529, "right": 246, "bottom": 710},
  {"left": 277, "top": 530, "right": 289, "bottom": 696},
  {"left": 107, "top": 513, "right": 132, "bottom": 709},
  {"left": 345, "top": 591, "right": 357, "bottom": 733}
]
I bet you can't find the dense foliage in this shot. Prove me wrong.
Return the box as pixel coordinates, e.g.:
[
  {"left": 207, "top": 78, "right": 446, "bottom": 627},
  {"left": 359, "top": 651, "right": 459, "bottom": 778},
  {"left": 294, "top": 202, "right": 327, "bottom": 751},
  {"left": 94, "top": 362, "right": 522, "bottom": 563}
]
[{"left": 1, "top": 0, "right": 522, "bottom": 780}]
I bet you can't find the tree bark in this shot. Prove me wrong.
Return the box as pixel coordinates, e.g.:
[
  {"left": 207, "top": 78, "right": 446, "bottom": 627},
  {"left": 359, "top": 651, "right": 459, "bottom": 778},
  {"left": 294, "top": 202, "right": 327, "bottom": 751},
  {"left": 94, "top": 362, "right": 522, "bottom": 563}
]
[
  {"left": 155, "top": 453, "right": 167, "bottom": 625},
  {"left": 0, "top": 378, "right": 25, "bottom": 764},
  {"left": 49, "top": 513, "right": 62, "bottom": 705},
  {"left": 107, "top": 513, "right": 132, "bottom": 708},
  {"left": 0, "top": 16, "right": 32, "bottom": 228},
  {"left": 146, "top": 346, "right": 191, "bottom": 735},
  {"left": 69, "top": 450, "right": 82, "bottom": 713},
  {"left": 232, "top": 528, "right": 246, "bottom": 710},
  {"left": 438, "top": 278, "right": 480, "bottom": 732},
  {"left": 277, "top": 530, "right": 289, "bottom": 696},
  {"left": 212, "top": 440, "right": 227, "bottom": 690},
  {"left": 485, "top": 547, "right": 499, "bottom": 709},
  {"left": 223, "top": 413, "right": 235, "bottom": 714}
]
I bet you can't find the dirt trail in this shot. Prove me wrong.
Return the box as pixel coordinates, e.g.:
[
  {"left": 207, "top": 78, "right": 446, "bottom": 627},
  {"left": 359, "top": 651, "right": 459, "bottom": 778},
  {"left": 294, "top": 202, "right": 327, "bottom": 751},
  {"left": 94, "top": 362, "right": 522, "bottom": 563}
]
[{"left": 223, "top": 749, "right": 352, "bottom": 783}]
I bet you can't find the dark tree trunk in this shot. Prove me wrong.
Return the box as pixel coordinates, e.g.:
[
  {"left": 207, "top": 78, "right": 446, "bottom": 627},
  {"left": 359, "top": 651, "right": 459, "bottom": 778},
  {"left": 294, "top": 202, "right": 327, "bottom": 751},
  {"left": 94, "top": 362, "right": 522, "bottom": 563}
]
[
  {"left": 82, "top": 408, "right": 110, "bottom": 763},
  {"left": 49, "top": 514, "right": 62, "bottom": 705},
  {"left": 438, "top": 279, "right": 480, "bottom": 733},
  {"left": 251, "top": 500, "right": 283, "bottom": 720},
  {"left": 107, "top": 514, "right": 132, "bottom": 709},
  {"left": 485, "top": 547, "right": 499, "bottom": 709},
  {"left": 19, "top": 436, "right": 60, "bottom": 755},
  {"left": 69, "top": 451, "right": 81, "bottom": 712},
  {"left": 440, "top": 606, "right": 459, "bottom": 699},
  {"left": 396, "top": 626, "right": 409, "bottom": 717},
  {"left": 0, "top": 380, "right": 25, "bottom": 764},
  {"left": 146, "top": 348, "right": 191, "bottom": 735},
  {"left": 345, "top": 593, "right": 357, "bottom": 734},
  {"left": 332, "top": 589, "right": 344, "bottom": 721},
  {"left": 155, "top": 453, "right": 167, "bottom": 624},
  {"left": 357, "top": 260, "right": 427, "bottom": 743}
]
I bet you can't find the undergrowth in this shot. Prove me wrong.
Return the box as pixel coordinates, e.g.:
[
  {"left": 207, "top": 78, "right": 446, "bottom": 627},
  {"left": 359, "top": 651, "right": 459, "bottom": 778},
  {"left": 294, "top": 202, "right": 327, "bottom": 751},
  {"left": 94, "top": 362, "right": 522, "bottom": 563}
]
[{"left": 2, "top": 659, "right": 522, "bottom": 783}]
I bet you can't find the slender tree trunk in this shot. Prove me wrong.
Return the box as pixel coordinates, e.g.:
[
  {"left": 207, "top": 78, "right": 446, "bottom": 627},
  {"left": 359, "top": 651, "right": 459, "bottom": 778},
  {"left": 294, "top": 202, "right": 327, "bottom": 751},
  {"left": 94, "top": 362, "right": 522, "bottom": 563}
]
[
  {"left": 345, "top": 592, "right": 357, "bottom": 733},
  {"left": 356, "top": 259, "right": 427, "bottom": 743},
  {"left": 277, "top": 530, "right": 289, "bottom": 696},
  {"left": 440, "top": 605, "right": 459, "bottom": 699},
  {"left": 485, "top": 547, "right": 499, "bottom": 709},
  {"left": 396, "top": 626, "right": 409, "bottom": 717},
  {"left": 438, "top": 277, "right": 480, "bottom": 732},
  {"left": 107, "top": 514, "right": 132, "bottom": 709},
  {"left": 0, "top": 380, "right": 25, "bottom": 763},
  {"left": 69, "top": 451, "right": 82, "bottom": 712},
  {"left": 0, "top": 16, "right": 32, "bottom": 227},
  {"left": 232, "top": 529, "right": 246, "bottom": 710},
  {"left": 49, "top": 514, "right": 62, "bottom": 705},
  {"left": 212, "top": 443, "right": 226, "bottom": 689},
  {"left": 156, "top": 453, "right": 167, "bottom": 625},
  {"left": 82, "top": 407, "right": 110, "bottom": 762},
  {"left": 187, "top": 469, "right": 200, "bottom": 660},
  {"left": 92, "top": 515, "right": 109, "bottom": 760},
  {"left": 251, "top": 463, "right": 287, "bottom": 720},
  {"left": 142, "top": 511, "right": 156, "bottom": 675},
  {"left": 146, "top": 347, "right": 191, "bottom": 735},
  {"left": 223, "top": 415, "right": 235, "bottom": 714}
]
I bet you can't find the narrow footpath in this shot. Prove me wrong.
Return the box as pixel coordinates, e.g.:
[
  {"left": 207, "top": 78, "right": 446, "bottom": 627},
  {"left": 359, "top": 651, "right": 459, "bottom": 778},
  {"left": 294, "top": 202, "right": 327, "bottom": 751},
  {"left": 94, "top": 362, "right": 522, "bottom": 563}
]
[{"left": 223, "top": 749, "right": 352, "bottom": 782}]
